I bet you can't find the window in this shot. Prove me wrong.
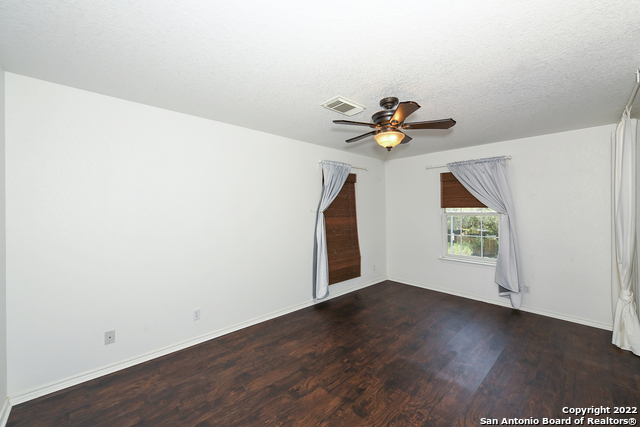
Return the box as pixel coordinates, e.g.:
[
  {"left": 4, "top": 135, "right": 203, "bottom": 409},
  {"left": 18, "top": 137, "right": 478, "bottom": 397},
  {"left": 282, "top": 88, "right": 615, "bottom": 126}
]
[
  {"left": 444, "top": 208, "right": 499, "bottom": 262},
  {"left": 440, "top": 172, "right": 499, "bottom": 264},
  {"left": 324, "top": 173, "right": 361, "bottom": 284}
]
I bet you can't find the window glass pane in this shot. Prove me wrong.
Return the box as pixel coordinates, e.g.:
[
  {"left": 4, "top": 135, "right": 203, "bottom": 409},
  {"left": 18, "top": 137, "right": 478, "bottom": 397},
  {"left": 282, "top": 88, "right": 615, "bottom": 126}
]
[
  {"left": 443, "top": 211, "right": 499, "bottom": 261},
  {"left": 460, "top": 236, "right": 480, "bottom": 256},
  {"left": 483, "top": 238, "right": 499, "bottom": 258},
  {"left": 448, "top": 235, "right": 462, "bottom": 255},
  {"left": 481, "top": 216, "right": 499, "bottom": 237},
  {"left": 461, "top": 216, "right": 480, "bottom": 236},
  {"left": 452, "top": 216, "right": 461, "bottom": 234}
]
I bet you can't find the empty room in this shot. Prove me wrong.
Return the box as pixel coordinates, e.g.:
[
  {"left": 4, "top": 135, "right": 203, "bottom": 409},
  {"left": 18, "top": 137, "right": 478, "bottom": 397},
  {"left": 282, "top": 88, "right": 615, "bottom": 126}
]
[{"left": 0, "top": 0, "right": 639, "bottom": 426}]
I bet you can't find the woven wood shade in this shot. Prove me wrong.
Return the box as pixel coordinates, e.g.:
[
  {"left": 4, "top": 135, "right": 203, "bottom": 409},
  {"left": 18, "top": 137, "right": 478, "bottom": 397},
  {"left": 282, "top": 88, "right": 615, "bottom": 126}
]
[
  {"left": 440, "top": 172, "right": 486, "bottom": 208},
  {"left": 324, "top": 173, "right": 361, "bottom": 285}
]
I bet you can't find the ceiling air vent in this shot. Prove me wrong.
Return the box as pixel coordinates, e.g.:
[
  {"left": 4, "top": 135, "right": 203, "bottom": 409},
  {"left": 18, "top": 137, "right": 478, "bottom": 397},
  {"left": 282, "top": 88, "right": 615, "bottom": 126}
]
[{"left": 321, "top": 96, "right": 365, "bottom": 116}]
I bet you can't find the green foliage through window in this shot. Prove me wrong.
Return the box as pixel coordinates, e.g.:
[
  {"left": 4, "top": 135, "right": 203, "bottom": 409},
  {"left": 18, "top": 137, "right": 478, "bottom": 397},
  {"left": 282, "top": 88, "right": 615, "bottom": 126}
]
[{"left": 445, "top": 208, "right": 499, "bottom": 260}]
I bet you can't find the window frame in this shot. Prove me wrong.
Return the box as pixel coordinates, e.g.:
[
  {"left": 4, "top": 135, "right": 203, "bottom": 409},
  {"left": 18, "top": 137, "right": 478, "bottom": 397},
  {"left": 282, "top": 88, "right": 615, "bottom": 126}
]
[{"left": 441, "top": 208, "right": 500, "bottom": 266}]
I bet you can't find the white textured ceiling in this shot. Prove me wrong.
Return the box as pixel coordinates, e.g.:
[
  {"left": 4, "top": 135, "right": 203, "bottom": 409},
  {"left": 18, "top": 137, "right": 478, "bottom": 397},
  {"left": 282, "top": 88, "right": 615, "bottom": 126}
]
[{"left": 1, "top": 0, "right": 639, "bottom": 160}]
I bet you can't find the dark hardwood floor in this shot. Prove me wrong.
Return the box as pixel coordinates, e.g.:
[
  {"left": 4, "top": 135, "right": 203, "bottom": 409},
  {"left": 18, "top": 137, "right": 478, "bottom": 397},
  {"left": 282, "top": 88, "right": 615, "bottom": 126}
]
[{"left": 8, "top": 281, "right": 640, "bottom": 426}]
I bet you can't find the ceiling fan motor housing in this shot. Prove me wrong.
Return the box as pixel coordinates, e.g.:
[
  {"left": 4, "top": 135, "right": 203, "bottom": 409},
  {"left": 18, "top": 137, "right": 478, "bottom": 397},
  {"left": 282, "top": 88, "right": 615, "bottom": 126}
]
[
  {"left": 379, "top": 97, "right": 399, "bottom": 110},
  {"left": 372, "top": 110, "right": 395, "bottom": 125}
]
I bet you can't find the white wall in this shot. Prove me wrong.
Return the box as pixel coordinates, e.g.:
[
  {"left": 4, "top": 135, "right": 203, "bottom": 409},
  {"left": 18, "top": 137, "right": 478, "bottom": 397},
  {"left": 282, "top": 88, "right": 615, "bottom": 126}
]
[
  {"left": 2, "top": 71, "right": 619, "bottom": 404},
  {"left": 386, "top": 125, "right": 613, "bottom": 329},
  {"left": 0, "top": 68, "right": 8, "bottom": 415},
  {"left": 4, "top": 73, "right": 387, "bottom": 398}
]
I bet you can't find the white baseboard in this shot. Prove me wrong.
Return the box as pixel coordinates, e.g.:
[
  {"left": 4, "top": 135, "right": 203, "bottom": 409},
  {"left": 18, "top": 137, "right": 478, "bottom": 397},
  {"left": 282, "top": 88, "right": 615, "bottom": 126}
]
[
  {"left": 388, "top": 276, "right": 614, "bottom": 331},
  {"left": 10, "top": 275, "right": 609, "bottom": 410},
  {"left": 8, "top": 278, "right": 384, "bottom": 406},
  {"left": 0, "top": 398, "right": 11, "bottom": 427}
]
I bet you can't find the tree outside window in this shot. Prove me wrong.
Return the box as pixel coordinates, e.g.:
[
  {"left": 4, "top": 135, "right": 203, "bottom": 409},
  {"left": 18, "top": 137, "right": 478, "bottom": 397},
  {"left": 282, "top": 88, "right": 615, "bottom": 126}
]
[{"left": 445, "top": 208, "right": 499, "bottom": 261}]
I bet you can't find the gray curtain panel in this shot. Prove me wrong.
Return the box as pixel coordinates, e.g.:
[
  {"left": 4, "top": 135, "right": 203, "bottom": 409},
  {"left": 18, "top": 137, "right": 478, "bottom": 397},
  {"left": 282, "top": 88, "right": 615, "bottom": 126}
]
[
  {"left": 313, "top": 160, "right": 351, "bottom": 301},
  {"left": 447, "top": 156, "right": 523, "bottom": 309},
  {"left": 612, "top": 110, "right": 640, "bottom": 355}
]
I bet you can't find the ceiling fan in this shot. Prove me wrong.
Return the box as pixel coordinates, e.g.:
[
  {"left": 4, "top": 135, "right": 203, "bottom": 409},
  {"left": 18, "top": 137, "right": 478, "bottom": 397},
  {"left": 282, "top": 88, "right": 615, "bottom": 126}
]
[{"left": 333, "top": 97, "right": 456, "bottom": 151}]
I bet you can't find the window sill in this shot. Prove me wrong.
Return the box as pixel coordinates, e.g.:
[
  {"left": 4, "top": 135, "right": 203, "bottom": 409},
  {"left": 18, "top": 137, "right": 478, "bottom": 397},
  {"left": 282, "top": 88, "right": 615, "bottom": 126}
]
[{"left": 438, "top": 256, "right": 497, "bottom": 268}]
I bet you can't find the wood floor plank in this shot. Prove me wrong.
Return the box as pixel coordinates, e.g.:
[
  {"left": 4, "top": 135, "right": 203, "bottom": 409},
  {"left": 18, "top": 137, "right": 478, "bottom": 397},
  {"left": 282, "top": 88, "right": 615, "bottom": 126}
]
[{"left": 7, "top": 280, "right": 640, "bottom": 426}]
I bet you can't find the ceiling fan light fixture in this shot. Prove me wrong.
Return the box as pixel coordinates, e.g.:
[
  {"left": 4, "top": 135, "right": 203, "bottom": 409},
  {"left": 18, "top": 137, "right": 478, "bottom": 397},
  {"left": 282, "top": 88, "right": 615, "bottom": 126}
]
[
  {"left": 333, "top": 97, "right": 456, "bottom": 150},
  {"left": 374, "top": 131, "right": 404, "bottom": 150}
]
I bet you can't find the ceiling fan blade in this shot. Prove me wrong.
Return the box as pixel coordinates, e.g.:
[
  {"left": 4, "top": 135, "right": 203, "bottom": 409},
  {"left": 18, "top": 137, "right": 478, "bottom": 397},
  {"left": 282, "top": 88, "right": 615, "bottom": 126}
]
[
  {"left": 401, "top": 118, "right": 456, "bottom": 130},
  {"left": 400, "top": 134, "right": 412, "bottom": 144},
  {"left": 333, "top": 120, "right": 378, "bottom": 128},
  {"left": 345, "top": 131, "right": 376, "bottom": 143},
  {"left": 391, "top": 101, "right": 421, "bottom": 124}
]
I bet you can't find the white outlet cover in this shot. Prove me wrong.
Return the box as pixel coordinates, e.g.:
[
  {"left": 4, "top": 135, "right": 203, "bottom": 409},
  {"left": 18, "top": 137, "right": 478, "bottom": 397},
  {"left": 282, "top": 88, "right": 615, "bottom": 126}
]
[{"left": 105, "top": 330, "right": 115, "bottom": 345}]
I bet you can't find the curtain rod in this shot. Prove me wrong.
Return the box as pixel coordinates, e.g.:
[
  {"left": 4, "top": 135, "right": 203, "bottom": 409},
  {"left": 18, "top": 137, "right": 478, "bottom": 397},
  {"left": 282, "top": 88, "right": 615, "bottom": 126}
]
[
  {"left": 425, "top": 155, "right": 512, "bottom": 170},
  {"left": 318, "top": 160, "right": 368, "bottom": 171},
  {"left": 624, "top": 68, "right": 640, "bottom": 112}
]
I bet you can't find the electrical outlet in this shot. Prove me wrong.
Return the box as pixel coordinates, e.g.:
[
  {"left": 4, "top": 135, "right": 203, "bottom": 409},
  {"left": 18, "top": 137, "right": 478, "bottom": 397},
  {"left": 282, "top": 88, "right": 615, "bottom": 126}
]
[
  {"left": 524, "top": 285, "right": 531, "bottom": 294},
  {"left": 193, "top": 309, "right": 201, "bottom": 321},
  {"left": 105, "top": 330, "right": 115, "bottom": 345},
  {"left": 373, "top": 264, "right": 376, "bottom": 271}
]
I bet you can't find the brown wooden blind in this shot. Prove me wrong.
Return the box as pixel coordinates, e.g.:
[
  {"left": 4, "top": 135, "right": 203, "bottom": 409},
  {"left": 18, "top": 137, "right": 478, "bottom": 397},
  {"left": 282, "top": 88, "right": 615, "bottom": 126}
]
[
  {"left": 440, "top": 172, "right": 486, "bottom": 208},
  {"left": 324, "top": 173, "right": 361, "bottom": 285}
]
